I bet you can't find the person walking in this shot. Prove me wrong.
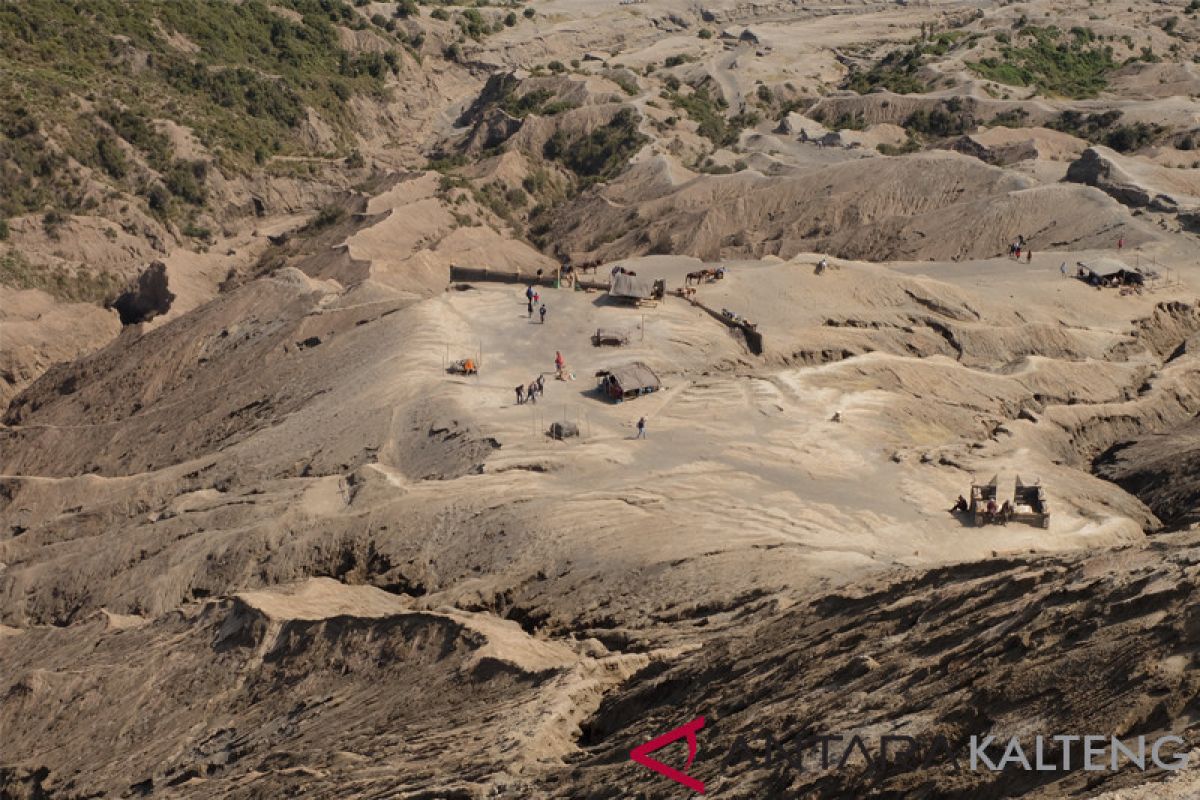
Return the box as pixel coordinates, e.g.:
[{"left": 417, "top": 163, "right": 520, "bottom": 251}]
[
  {"left": 1118, "top": 237, "right": 1124, "bottom": 250},
  {"left": 1060, "top": 261, "right": 1068, "bottom": 277},
  {"left": 536, "top": 375, "right": 545, "bottom": 396},
  {"left": 527, "top": 380, "right": 538, "bottom": 404},
  {"left": 539, "top": 304, "right": 547, "bottom": 324},
  {"left": 1026, "top": 249, "right": 1032, "bottom": 263},
  {"left": 636, "top": 416, "right": 647, "bottom": 439},
  {"left": 527, "top": 299, "right": 534, "bottom": 318},
  {"left": 515, "top": 384, "right": 525, "bottom": 405}
]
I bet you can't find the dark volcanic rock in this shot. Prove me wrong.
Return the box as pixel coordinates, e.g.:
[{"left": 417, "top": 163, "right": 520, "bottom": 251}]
[{"left": 108, "top": 261, "right": 175, "bottom": 325}]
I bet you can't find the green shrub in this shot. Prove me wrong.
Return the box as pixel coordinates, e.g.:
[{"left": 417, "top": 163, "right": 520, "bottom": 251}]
[
  {"left": 547, "top": 60, "right": 565, "bottom": 73},
  {"left": 877, "top": 136, "right": 921, "bottom": 155},
  {"left": 182, "top": 222, "right": 213, "bottom": 240},
  {"left": 0, "top": 218, "right": 9, "bottom": 240},
  {"left": 42, "top": 208, "right": 68, "bottom": 238},
  {"left": 164, "top": 160, "right": 208, "bottom": 205},
  {"left": 96, "top": 135, "right": 128, "bottom": 179},
  {"left": 396, "top": 0, "right": 419, "bottom": 17},
  {"left": 431, "top": 7, "right": 450, "bottom": 20},
  {"left": 523, "top": 7, "right": 534, "bottom": 18},
  {"left": 306, "top": 204, "right": 346, "bottom": 231},
  {"left": 1105, "top": 123, "right": 1160, "bottom": 152},
  {"left": 904, "top": 98, "right": 975, "bottom": 138},
  {"left": 988, "top": 108, "right": 1030, "bottom": 127},
  {"left": 698, "top": 28, "right": 712, "bottom": 39},
  {"left": 608, "top": 72, "right": 639, "bottom": 96},
  {"left": 457, "top": 8, "right": 489, "bottom": 39}
]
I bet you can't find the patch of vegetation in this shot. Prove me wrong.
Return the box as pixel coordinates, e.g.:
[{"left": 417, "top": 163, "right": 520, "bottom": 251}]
[
  {"left": 826, "top": 111, "right": 866, "bottom": 132},
  {"left": 42, "top": 209, "right": 68, "bottom": 239},
  {"left": 472, "top": 180, "right": 528, "bottom": 228},
  {"left": 0, "top": 0, "right": 391, "bottom": 220},
  {"left": 877, "top": 135, "right": 921, "bottom": 156},
  {"left": 606, "top": 72, "right": 640, "bottom": 96},
  {"left": 842, "top": 38, "right": 963, "bottom": 95},
  {"left": 698, "top": 28, "right": 712, "bottom": 39},
  {"left": 182, "top": 222, "right": 213, "bottom": 241},
  {"left": 904, "top": 97, "right": 976, "bottom": 138},
  {"left": 0, "top": 219, "right": 8, "bottom": 241},
  {"left": 988, "top": 108, "right": 1030, "bottom": 128},
  {"left": 456, "top": 8, "right": 490, "bottom": 39},
  {"left": 1047, "top": 109, "right": 1163, "bottom": 153},
  {"left": 542, "top": 108, "right": 648, "bottom": 186},
  {"left": 427, "top": 152, "right": 468, "bottom": 172},
  {"left": 95, "top": 135, "right": 128, "bottom": 179},
  {"left": 967, "top": 25, "right": 1116, "bottom": 98},
  {"left": 301, "top": 204, "right": 347, "bottom": 233},
  {"left": 498, "top": 88, "right": 579, "bottom": 118},
  {"left": 667, "top": 86, "right": 758, "bottom": 147},
  {"left": 164, "top": 160, "right": 209, "bottom": 206},
  {"left": 0, "top": 250, "right": 123, "bottom": 304}
]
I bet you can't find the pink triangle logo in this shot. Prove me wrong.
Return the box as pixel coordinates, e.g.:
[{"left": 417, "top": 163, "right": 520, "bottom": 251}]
[{"left": 629, "top": 716, "right": 706, "bottom": 793}]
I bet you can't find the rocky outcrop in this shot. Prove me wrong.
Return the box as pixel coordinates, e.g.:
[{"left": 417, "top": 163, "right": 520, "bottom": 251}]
[
  {"left": 107, "top": 261, "right": 175, "bottom": 325},
  {"left": 1065, "top": 146, "right": 1200, "bottom": 215}
]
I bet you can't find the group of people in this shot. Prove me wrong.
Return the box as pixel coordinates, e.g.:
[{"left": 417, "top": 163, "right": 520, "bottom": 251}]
[
  {"left": 515, "top": 375, "right": 545, "bottom": 405},
  {"left": 948, "top": 495, "right": 1013, "bottom": 525},
  {"left": 1007, "top": 235, "right": 1032, "bottom": 263},
  {"left": 526, "top": 285, "right": 547, "bottom": 323}
]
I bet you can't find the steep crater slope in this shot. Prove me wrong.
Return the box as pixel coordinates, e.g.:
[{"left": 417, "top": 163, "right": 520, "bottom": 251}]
[{"left": 541, "top": 534, "right": 1200, "bottom": 799}]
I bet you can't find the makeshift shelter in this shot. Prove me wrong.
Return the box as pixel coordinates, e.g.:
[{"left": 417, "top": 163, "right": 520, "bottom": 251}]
[
  {"left": 596, "top": 363, "right": 661, "bottom": 402},
  {"left": 969, "top": 475, "right": 999, "bottom": 527},
  {"left": 592, "top": 328, "right": 631, "bottom": 347},
  {"left": 1074, "top": 260, "right": 1146, "bottom": 289},
  {"left": 1012, "top": 476, "right": 1049, "bottom": 528},
  {"left": 608, "top": 273, "right": 664, "bottom": 304}
]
